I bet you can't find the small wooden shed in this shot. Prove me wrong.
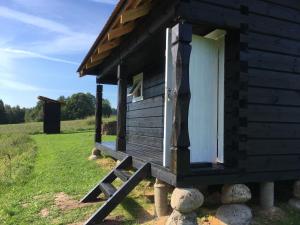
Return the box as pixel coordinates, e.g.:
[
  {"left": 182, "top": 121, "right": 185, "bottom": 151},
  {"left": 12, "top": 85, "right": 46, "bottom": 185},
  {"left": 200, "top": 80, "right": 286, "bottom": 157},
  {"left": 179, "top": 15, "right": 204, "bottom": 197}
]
[
  {"left": 77, "top": 0, "right": 300, "bottom": 223},
  {"left": 38, "top": 96, "right": 62, "bottom": 134}
]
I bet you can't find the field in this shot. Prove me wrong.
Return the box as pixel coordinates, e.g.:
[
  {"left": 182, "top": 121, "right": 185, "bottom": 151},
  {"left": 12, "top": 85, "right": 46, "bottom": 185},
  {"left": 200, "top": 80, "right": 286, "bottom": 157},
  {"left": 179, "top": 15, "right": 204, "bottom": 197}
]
[{"left": 0, "top": 118, "right": 300, "bottom": 225}]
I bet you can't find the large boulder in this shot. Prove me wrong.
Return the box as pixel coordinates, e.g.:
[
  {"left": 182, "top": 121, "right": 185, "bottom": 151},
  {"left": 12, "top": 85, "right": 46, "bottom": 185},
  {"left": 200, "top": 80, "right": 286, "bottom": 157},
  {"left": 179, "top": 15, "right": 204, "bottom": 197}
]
[
  {"left": 293, "top": 180, "right": 300, "bottom": 199},
  {"left": 170, "top": 188, "right": 204, "bottom": 213},
  {"left": 166, "top": 210, "right": 198, "bottom": 225},
  {"left": 221, "top": 184, "right": 251, "bottom": 204},
  {"left": 216, "top": 204, "right": 252, "bottom": 225}
]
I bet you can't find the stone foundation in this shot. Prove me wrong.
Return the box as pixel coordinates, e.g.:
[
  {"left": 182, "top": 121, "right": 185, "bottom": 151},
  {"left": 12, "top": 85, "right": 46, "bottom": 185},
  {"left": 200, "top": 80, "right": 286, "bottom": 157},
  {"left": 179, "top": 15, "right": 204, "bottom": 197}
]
[
  {"left": 216, "top": 184, "right": 252, "bottom": 225},
  {"left": 166, "top": 188, "right": 204, "bottom": 225}
]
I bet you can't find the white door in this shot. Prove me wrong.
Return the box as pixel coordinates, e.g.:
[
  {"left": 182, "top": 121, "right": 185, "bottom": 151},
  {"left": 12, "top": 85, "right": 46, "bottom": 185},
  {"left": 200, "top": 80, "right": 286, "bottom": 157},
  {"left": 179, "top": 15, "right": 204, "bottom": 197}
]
[{"left": 189, "top": 32, "right": 225, "bottom": 163}]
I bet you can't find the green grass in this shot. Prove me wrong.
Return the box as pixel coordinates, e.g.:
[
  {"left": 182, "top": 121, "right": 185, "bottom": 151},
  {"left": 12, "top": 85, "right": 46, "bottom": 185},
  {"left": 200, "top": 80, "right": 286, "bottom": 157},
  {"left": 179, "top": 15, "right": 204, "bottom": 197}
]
[
  {"left": 0, "top": 132, "right": 154, "bottom": 225},
  {"left": 0, "top": 116, "right": 116, "bottom": 135}
]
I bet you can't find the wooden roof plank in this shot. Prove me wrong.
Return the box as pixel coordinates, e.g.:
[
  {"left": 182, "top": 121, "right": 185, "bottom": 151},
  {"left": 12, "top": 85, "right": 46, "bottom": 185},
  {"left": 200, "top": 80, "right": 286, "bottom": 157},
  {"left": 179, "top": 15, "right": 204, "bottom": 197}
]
[
  {"left": 97, "top": 39, "right": 121, "bottom": 54},
  {"left": 120, "top": 2, "right": 152, "bottom": 24},
  {"left": 107, "top": 22, "right": 135, "bottom": 41}
]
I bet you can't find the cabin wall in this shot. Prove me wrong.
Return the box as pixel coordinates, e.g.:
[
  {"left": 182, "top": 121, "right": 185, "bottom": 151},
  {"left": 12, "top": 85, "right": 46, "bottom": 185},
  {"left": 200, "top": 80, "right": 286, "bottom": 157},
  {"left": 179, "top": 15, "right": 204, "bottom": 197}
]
[
  {"left": 180, "top": 0, "right": 300, "bottom": 180},
  {"left": 244, "top": 0, "right": 300, "bottom": 173},
  {"left": 126, "top": 67, "right": 164, "bottom": 164}
]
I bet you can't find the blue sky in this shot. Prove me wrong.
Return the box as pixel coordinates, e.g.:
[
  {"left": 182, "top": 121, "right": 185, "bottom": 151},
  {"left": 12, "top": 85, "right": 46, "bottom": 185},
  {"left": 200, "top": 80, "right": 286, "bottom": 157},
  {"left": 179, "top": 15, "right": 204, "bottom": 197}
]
[{"left": 0, "top": 0, "right": 118, "bottom": 108}]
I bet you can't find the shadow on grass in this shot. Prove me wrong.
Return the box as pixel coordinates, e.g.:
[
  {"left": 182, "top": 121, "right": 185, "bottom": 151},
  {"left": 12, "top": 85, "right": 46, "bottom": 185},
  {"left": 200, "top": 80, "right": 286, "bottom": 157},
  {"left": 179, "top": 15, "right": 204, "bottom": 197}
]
[{"left": 121, "top": 197, "right": 154, "bottom": 224}]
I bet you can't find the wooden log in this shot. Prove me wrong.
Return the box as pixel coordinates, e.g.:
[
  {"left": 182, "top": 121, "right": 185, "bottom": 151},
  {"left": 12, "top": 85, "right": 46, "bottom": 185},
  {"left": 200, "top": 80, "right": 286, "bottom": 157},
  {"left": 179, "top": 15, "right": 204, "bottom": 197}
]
[
  {"left": 95, "top": 84, "right": 103, "bottom": 143},
  {"left": 116, "top": 64, "right": 127, "bottom": 152},
  {"left": 170, "top": 22, "right": 192, "bottom": 176}
]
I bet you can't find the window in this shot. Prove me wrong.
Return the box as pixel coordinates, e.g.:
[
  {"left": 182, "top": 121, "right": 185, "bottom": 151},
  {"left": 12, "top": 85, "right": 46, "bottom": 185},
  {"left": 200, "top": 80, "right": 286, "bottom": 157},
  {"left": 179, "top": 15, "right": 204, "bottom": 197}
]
[{"left": 129, "top": 73, "right": 143, "bottom": 102}]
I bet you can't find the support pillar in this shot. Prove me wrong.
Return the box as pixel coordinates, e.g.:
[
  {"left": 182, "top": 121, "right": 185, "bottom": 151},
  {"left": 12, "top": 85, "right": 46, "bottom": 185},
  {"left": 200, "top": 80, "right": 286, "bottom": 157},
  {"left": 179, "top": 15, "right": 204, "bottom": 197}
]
[
  {"left": 260, "top": 182, "right": 274, "bottom": 210},
  {"left": 166, "top": 188, "right": 204, "bottom": 225},
  {"left": 116, "top": 64, "right": 127, "bottom": 152},
  {"left": 154, "top": 179, "right": 169, "bottom": 217},
  {"left": 95, "top": 84, "right": 103, "bottom": 143},
  {"left": 170, "top": 22, "right": 192, "bottom": 176}
]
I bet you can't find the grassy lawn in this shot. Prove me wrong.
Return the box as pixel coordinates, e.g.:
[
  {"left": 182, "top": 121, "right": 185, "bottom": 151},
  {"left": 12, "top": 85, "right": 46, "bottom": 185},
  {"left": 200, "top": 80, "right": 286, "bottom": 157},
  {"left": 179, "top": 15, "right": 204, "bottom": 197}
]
[
  {"left": 0, "top": 131, "right": 154, "bottom": 225},
  {"left": 1, "top": 118, "right": 300, "bottom": 225},
  {"left": 0, "top": 116, "right": 116, "bottom": 135}
]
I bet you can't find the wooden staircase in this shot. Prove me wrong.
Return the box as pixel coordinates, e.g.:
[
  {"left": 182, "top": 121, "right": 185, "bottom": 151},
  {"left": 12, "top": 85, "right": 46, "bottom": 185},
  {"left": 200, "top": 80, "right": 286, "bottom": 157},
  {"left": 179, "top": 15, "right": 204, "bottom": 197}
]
[{"left": 81, "top": 156, "right": 151, "bottom": 225}]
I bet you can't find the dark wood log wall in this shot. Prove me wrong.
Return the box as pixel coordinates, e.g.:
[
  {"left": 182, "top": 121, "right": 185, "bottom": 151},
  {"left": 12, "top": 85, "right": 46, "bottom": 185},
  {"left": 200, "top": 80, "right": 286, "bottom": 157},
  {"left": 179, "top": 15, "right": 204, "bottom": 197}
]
[
  {"left": 179, "top": 0, "right": 300, "bottom": 178},
  {"left": 126, "top": 67, "right": 165, "bottom": 165}
]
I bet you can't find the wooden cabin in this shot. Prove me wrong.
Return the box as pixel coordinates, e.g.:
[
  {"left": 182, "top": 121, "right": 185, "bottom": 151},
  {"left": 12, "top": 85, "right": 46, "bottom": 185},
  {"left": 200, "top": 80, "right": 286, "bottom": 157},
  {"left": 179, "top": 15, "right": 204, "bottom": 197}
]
[
  {"left": 77, "top": 0, "right": 300, "bottom": 223},
  {"left": 38, "top": 96, "right": 62, "bottom": 134}
]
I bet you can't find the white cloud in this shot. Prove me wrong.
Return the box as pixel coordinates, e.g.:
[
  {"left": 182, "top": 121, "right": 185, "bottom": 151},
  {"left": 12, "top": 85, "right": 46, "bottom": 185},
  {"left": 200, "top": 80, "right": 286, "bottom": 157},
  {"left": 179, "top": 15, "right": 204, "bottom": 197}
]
[
  {"left": 0, "top": 78, "right": 40, "bottom": 91},
  {"left": 89, "top": 0, "right": 118, "bottom": 5},
  {"left": 0, "top": 6, "right": 72, "bottom": 35},
  {"left": 0, "top": 48, "right": 78, "bottom": 65}
]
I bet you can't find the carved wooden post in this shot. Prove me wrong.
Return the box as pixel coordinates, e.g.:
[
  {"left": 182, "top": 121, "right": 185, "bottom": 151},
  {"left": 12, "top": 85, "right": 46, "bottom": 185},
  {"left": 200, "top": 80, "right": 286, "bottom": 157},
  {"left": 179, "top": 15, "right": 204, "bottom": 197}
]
[
  {"left": 170, "top": 22, "right": 192, "bottom": 176},
  {"left": 95, "top": 84, "right": 103, "bottom": 143},
  {"left": 116, "top": 64, "right": 127, "bottom": 152}
]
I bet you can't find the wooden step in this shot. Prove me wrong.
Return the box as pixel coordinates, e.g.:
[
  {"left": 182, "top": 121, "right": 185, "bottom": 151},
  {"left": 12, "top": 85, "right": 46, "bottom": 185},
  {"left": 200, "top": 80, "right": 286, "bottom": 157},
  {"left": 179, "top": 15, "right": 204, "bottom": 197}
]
[
  {"left": 83, "top": 162, "right": 151, "bottom": 225},
  {"left": 80, "top": 156, "right": 132, "bottom": 203},
  {"left": 114, "top": 169, "right": 132, "bottom": 181},
  {"left": 99, "top": 183, "right": 117, "bottom": 198}
]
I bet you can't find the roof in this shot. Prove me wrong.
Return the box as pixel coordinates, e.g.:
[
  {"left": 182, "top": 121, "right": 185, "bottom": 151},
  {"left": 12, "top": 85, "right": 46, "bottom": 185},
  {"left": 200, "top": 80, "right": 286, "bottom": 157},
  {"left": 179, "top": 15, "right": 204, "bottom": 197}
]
[
  {"left": 38, "top": 96, "right": 64, "bottom": 104},
  {"left": 77, "top": 0, "right": 153, "bottom": 77}
]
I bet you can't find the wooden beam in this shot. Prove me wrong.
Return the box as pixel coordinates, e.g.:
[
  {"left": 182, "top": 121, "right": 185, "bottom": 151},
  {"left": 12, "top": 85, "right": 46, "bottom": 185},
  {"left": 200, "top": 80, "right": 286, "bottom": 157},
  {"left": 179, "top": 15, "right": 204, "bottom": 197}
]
[
  {"left": 116, "top": 64, "right": 127, "bottom": 152},
  {"left": 107, "top": 22, "right": 135, "bottom": 41},
  {"left": 95, "top": 84, "right": 103, "bottom": 143},
  {"left": 120, "top": 2, "right": 152, "bottom": 24},
  {"left": 170, "top": 22, "right": 192, "bottom": 176},
  {"left": 86, "top": 53, "right": 108, "bottom": 70},
  {"left": 91, "top": 51, "right": 110, "bottom": 63},
  {"left": 97, "top": 39, "right": 121, "bottom": 54}
]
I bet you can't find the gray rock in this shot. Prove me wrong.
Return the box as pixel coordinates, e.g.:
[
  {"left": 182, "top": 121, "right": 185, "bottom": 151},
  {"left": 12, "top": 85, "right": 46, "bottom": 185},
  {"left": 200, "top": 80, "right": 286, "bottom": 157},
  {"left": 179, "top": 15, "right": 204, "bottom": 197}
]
[
  {"left": 221, "top": 184, "right": 251, "bottom": 204},
  {"left": 171, "top": 188, "right": 204, "bottom": 213},
  {"left": 216, "top": 204, "right": 252, "bottom": 225},
  {"left": 293, "top": 181, "right": 300, "bottom": 199},
  {"left": 289, "top": 198, "right": 300, "bottom": 210},
  {"left": 166, "top": 210, "right": 198, "bottom": 225},
  {"left": 88, "top": 155, "right": 98, "bottom": 160},
  {"left": 91, "top": 148, "right": 101, "bottom": 156}
]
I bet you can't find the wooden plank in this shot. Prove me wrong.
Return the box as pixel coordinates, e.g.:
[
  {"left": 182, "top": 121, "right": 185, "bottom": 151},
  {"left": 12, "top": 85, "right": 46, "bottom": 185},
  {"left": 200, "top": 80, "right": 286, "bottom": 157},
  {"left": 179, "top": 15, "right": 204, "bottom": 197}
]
[
  {"left": 248, "top": 104, "right": 300, "bottom": 123},
  {"left": 80, "top": 156, "right": 132, "bottom": 203},
  {"left": 99, "top": 183, "right": 117, "bottom": 198},
  {"left": 126, "top": 126, "right": 163, "bottom": 138},
  {"left": 248, "top": 122, "right": 300, "bottom": 139},
  {"left": 243, "top": 50, "right": 300, "bottom": 74},
  {"left": 126, "top": 106, "right": 163, "bottom": 118},
  {"left": 116, "top": 65, "right": 127, "bottom": 152},
  {"left": 248, "top": 68, "right": 300, "bottom": 90},
  {"left": 107, "top": 22, "right": 135, "bottom": 41},
  {"left": 241, "top": 155, "right": 300, "bottom": 172},
  {"left": 83, "top": 163, "right": 151, "bottom": 224},
  {"left": 95, "top": 85, "right": 103, "bottom": 143},
  {"left": 91, "top": 51, "right": 110, "bottom": 63},
  {"left": 127, "top": 134, "right": 163, "bottom": 148},
  {"left": 247, "top": 139, "right": 300, "bottom": 155},
  {"left": 127, "top": 96, "right": 163, "bottom": 111},
  {"left": 97, "top": 39, "right": 121, "bottom": 54},
  {"left": 241, "top": 32, "right": 300, "bottom": 57},
  {"left": 120, "top": 2, "right": 152, "bottom": 24},
  {"left": 127, "top": 116, "right": 163, "bottom": 128},
  {"left": 248, "top": 87, "right": 300, "bottom": 106}
]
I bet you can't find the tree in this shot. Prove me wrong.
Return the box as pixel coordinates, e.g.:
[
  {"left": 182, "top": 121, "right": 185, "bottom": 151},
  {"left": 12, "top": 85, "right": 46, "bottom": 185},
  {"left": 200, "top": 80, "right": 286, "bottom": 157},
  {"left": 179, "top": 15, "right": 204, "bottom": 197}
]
[
  {"left": 102, "top": 99, "right": 112, "bottom": 117},
  {"left": 0, "top": 100, "right": 7, "bottom": 124},
  {"left": 24, "top": 101, "right": 43, "bottom": 122},
  {"left": 63, "top": 93, "right": 96, "bottom": 120}
]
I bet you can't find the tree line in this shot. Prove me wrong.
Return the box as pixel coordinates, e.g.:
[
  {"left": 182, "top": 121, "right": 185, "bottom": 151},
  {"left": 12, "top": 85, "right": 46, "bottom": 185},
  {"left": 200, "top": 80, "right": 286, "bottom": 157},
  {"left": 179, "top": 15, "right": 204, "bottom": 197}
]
[{"left": 0, "top": 93, "right": 115, "bottom": 124}]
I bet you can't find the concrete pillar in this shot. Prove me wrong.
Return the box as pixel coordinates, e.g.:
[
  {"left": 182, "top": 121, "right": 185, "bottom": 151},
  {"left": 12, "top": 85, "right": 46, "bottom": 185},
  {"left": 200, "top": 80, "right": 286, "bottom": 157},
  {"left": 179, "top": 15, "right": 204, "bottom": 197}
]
[
  {"left": 154, "top": 179, "right": 169, "bottom": 217},
  {"left": 260, "top": 182, "right": 274, "bottom": 210}
]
